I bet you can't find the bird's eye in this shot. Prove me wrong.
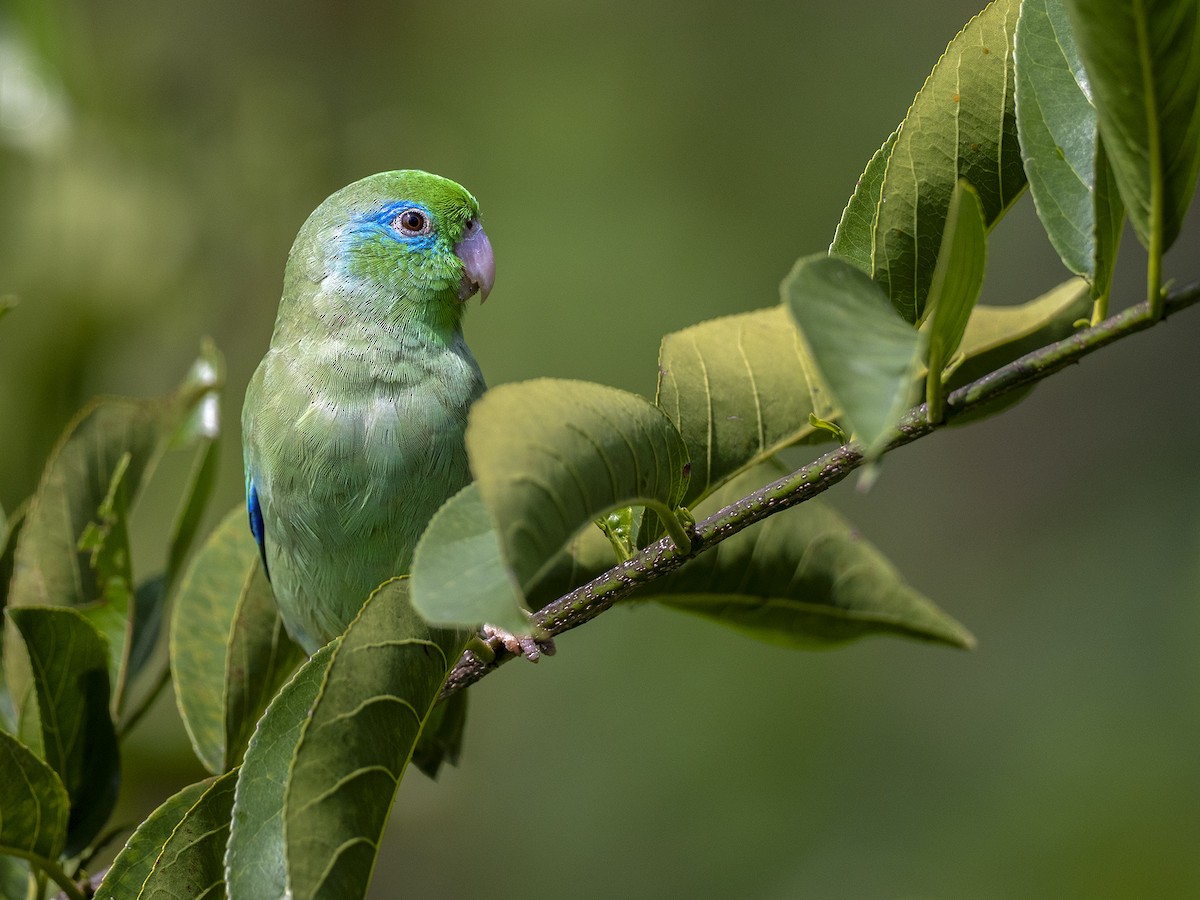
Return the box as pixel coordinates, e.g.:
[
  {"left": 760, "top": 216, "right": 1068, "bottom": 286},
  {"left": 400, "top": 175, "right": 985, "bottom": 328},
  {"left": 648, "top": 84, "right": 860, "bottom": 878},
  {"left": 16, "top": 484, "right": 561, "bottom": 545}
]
[{"left": 392, "top": 209, "right": 430, "bottom": 236}]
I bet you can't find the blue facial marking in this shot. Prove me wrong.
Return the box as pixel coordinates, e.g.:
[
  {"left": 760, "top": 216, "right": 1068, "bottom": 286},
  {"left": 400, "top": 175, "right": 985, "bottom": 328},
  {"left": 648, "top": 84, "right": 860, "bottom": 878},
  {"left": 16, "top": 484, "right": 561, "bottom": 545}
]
[{"left": 346, "top": 200, "right": 438, "bottom": 253}]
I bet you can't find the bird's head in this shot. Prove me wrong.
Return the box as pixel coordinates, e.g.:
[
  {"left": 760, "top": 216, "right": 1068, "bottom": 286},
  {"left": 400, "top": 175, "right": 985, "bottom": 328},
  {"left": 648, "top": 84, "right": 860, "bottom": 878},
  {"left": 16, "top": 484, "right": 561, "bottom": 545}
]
[{"left": 285, "top": 169, "right": 495, "bottom": 333}]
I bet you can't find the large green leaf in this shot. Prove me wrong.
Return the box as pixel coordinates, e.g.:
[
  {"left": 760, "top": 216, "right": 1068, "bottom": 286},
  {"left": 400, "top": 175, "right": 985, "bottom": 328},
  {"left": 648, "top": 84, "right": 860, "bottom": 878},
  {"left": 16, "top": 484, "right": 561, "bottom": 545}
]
[
  {"left": 102, "top": 771, "right": 236, "bottom": 899},
  {"left": 655, "top": 306, "right": 829, "bottom": 508},
  {"left": 1065, "top": 0, "right": 1200, "bottom": 254},
  {"left": 949, "top": 277, "right": 1090, "bottom": 389},
  {"left": 283, "top": 580, "right": 466, "bottom": 900},
  {"left": 171, "top": 506, "right": 302, "bottom": 774},
  {"left": 93, "top": 779, "right": 211, "bottom": 900},
  {"left": 1015, "top": 0, "right": 1124, "bottom": 302},
  {"left": 924, "top": 181, "right": 988, "bottom": 423},
  {"left": 872, "top": 0, "right": 1025, "bottom": 322},
  {"left": 226, "top": 642, "right": 336, "bottom": 900},
  {"left": 784, "top": 254, "right": 924, "bottom": 458},
  {"left": 411, "top": 482, "right": 528, "bottom": 632},
  {"left": 222, "top": 559, "right": 304, "bottom": 770},
  {"left": 830, "top": 130, "right": 899, "bottom": 271},
  {"left": 0, "top": 728, "right": 69, "bottom": 863},
  {"left": 7, "top": 607, "right": 119, "bottom": 857},
  {"left": 528, "top": 468, "right": 972, "bottom": 648},
  {"left": 656, "top": 468, "right": 973, "bottom": 648},
  {"left": 467, "top": 379, "right": 690, "bottom": 591}
]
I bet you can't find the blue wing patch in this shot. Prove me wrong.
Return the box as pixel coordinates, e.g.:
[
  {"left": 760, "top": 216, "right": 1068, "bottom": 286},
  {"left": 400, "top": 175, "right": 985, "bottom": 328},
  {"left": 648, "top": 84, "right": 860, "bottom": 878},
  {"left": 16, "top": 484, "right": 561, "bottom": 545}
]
[{"left": 247, "top": 476, "right": 270, "bottom": 580}]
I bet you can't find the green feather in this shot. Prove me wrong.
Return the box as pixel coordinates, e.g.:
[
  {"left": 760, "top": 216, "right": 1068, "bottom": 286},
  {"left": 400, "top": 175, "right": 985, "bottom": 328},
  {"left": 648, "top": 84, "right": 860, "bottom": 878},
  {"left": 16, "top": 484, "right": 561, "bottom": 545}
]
[{"left": 242, "top": 170, "right": 490, "bottom": 652}]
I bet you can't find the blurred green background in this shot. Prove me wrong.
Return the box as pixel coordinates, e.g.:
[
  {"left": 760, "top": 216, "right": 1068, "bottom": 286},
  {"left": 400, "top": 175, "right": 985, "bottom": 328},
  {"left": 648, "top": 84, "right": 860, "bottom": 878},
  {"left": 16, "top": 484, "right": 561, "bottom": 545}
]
[{"left": 2, "top": 0, "right": 1199, "bottom": 897}]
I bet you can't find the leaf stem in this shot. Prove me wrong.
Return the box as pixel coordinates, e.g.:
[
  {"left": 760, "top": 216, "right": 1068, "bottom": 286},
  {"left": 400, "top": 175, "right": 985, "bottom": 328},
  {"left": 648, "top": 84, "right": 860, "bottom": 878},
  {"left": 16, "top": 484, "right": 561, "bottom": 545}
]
[
  {"left": 117, "top": 662, "right": 171, "bottom": 739},
  {"left": 441, "top": 280, "right": 1200, "bottom": 698}
]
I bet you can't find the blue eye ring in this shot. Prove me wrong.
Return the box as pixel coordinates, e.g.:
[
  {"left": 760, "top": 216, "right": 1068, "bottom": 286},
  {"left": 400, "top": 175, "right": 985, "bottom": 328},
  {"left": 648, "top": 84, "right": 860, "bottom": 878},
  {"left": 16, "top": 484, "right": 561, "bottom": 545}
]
[{"left": 391, "top": 208, "right": 432, "bottom": 237}]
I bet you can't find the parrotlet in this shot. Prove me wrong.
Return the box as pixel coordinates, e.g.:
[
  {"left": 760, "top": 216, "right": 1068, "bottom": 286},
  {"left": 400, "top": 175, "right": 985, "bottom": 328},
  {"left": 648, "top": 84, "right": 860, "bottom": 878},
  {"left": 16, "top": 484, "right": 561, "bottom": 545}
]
[{"left": 242, "top": 170, "right": 494, "bottom": 654}]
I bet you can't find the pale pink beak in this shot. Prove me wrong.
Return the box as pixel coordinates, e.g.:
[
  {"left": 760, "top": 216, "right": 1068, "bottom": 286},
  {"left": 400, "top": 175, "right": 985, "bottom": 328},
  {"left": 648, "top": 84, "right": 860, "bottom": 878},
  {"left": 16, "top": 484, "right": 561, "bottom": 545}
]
[{"left": 454, "top": 217, "right": 495, "bottom": 302}]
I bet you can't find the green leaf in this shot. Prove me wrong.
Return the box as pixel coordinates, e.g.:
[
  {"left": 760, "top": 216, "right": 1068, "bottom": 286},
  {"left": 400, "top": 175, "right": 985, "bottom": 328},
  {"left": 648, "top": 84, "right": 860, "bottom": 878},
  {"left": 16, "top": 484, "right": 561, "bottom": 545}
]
[
  {"left": 784, "top": 254, "right": 924, "bottom": 458},
  {"left": 872, "top": 0, "right": 1025, "bottom": 322},
  {"left": 7, "top": 607, "right": 119, "bottom": 857},
  {"left": 467, "top": 379, "right": 690, "bottom": 590},
  {"left": 102, "top": 770, "right": 236, "bottom": 899},
  {"left": 830, "top": 130, "right": 899, "bottom": 272},
  {"left": 655, "top": 306, "right": 830, "bottom": 508},
  {"left": 8, "top": 345, "right": 222, "bottom": 614},
  {"left": 226, "top": 642, "right": 336, "bottom": 900},
  {"left": 925, "top": 181, "right": 988, "bottom": 423},
  {"left": 2, "top": 502, "right": 30, "bottom": 735},
  {"left": 0, "top": 854, "right": 30, "bottom": 900},
  {"left": 222, "top": 559, "right": 304, "bottom": 771},
  {"left": 411, "top": 483, "right": 528, "bottom": 633},
  {"left": 654, "top": 467, "right": 974, "bottom": 648},
  {"left": 93, "top": 779, "right": 210, "bottom": 900},
  {"left": 0, "top": 728, "right": 70, "bottom": 862},
  {"left": 1065, "top": 0, "right": 1200, "bottom": 254},
  {"left": 165, "top": 432, "right": 221, "bottom": 595},
  {"left": 75, "top": 451, "right": 136, "bottom": 713},
  {"left": 171, "top": 506, "right": 302, "bottom": 774},
  {"left": 282, "top": 580, "right": 466, "bottom": 900},
  {"left": 0, "top": 295, "right": 15, "bottom": 323},
  {"left": 412, "top": 688, "right": 468, "bottom": 780},
  {"left": 1015, "top": 0, "right": 1124, "bottom": 301},
  {"left": 528, "top": 468, "right": 974, "bottom": 649},
  {"left": 949, "top": 277, "right": 1091, "bottom": 389}
]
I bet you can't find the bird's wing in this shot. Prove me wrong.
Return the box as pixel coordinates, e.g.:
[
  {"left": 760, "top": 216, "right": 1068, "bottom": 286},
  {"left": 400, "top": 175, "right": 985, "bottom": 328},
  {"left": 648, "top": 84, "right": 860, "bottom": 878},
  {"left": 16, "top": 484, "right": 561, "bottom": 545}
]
[{"left": 246, "top": 471, "right": 270, "bottom": 579}]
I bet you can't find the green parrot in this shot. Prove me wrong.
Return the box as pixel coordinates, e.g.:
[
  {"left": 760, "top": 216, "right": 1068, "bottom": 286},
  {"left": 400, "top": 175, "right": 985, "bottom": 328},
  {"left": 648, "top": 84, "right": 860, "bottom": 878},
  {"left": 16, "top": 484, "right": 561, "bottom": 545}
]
[{"left": 242, "top": 170, "right": 495, "bottom": 654}]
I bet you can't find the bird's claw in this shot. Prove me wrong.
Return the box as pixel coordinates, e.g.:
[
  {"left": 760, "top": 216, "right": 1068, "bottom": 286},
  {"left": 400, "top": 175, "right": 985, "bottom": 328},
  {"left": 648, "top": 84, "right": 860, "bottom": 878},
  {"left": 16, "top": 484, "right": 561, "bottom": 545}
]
[{"left": 480, "top": 623, "right": 556, "bottom": 662}]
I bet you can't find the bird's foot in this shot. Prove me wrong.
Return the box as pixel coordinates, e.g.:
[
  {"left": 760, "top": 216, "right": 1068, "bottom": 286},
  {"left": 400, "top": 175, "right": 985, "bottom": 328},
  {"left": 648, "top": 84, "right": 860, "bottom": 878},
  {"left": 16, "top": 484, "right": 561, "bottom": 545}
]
[{"left": 479, "top": 622, "right": 556, "bottom": 662}]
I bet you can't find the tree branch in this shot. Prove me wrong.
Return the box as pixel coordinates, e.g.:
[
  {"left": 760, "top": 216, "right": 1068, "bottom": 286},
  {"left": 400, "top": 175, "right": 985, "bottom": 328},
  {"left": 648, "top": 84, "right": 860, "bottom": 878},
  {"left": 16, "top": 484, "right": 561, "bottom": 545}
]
[{"left": 441, "top": 281, "right": 1200, "bottom": 698}]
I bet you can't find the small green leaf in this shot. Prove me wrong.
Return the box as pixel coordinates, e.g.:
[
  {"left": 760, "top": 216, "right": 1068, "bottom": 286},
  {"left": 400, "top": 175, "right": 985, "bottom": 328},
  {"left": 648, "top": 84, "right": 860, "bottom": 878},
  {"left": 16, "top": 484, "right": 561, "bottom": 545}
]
[
  {"left": 172, "top": 506, "right": 302, "bottom": 775},
  {"left": 412, "top": 689, "right": 468, "bottom": 780},
  {"left": 93, "top": 779, "right": 210, "bottom": 900},
  {"left": 284, "top": 580, "right": 466, "bottom": 900},
  {"left": 226, "top": 642, "right": 336, "bottom": 900},
  {"left": 925, "top": 181, "right": 988, "bottom": 423},
  {"left": 75, "top": 451, "right": 136, "bottom": 713},
  {"left": 0, "top": 854, "right": 30, "bottom": 900},
  {"left": 1015, "top": 0, "right": 1124, "bottom": 301},
  {"left": 7, "top": 607, "right": 119, "bottom": 857},
  {"left": 655, "top": 306, "right": 830, "bottom": 508},
  {"left": 1065, "top": 0, "right": 1200, "bottom": 254},
  {"left": 108, "top": 770, "right": 236, "bottom": 899},
  {"left": 0, "top": 728, "right": 70, "bottom": 862},
  {"left": 595, "top": 506, "right": 641, "bottom": 561},
  {"left": 830, "top": 130, "right": 899, "bottom": 272},
  {"left": 655, "top": 467, "right": 974, "bottom": 648},
  {"left": 872, "top": 0, "right": 1025, "bottom": 321},
  {"left": 784, "top": 254, "right": 924, "bottom": 458},
  {"left": 467, "top": 379, "right": 690, "bottom": 590},
  {"left": 411, "top": 483, "right": 529, "bottom": 633}
]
